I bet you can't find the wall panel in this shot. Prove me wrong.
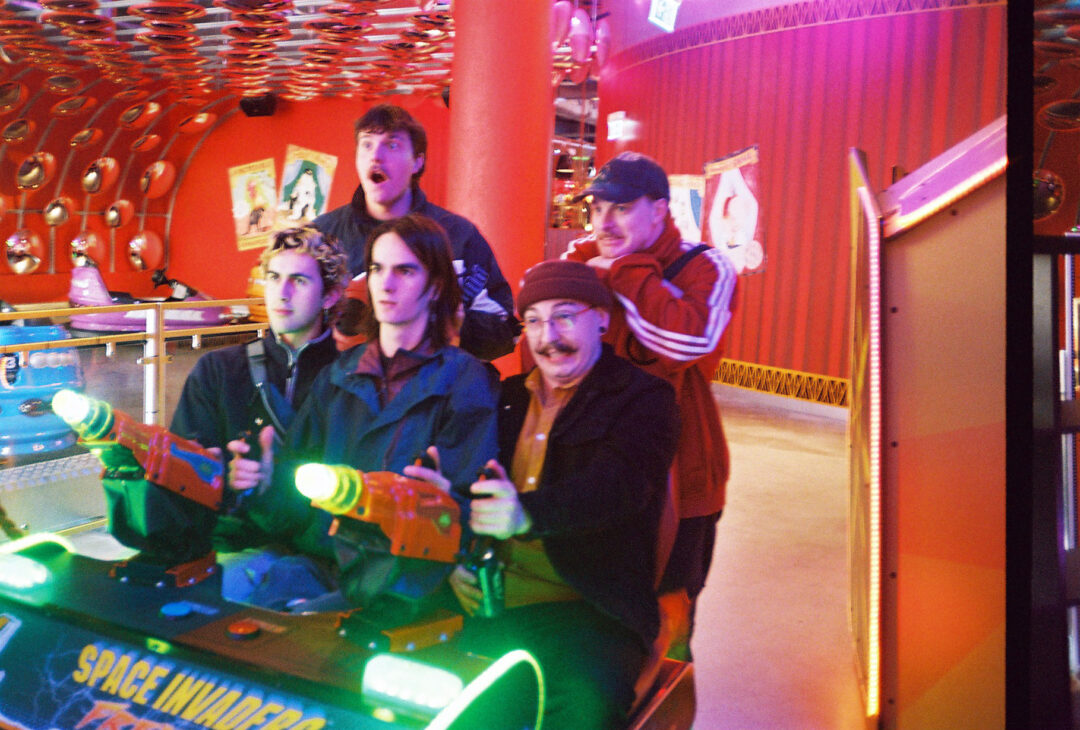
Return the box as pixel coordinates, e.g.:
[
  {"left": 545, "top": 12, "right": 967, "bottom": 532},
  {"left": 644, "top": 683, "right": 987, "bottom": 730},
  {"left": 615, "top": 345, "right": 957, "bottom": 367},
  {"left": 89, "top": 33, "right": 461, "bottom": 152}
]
[
  {"left": 0, "top": 93, "right": 450, "bottom": 305},
  {"left": 598, "top": 0, "right": 1007, "bottom": 380}
]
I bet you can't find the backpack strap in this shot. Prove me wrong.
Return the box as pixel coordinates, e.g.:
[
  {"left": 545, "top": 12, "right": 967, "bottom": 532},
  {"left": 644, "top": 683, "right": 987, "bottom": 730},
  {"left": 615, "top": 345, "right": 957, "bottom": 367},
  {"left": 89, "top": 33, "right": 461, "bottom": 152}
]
[
  {"left": 245, "top": 339, "right": 291, "bottom": 435},
  {"left": 662, "top": 243, "right": 711, "bottom": 281}
]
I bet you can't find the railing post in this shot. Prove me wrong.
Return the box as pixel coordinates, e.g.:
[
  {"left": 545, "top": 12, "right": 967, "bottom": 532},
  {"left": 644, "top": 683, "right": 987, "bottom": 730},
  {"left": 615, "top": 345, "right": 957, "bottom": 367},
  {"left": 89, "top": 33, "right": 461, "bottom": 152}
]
[{"left": 142, "top": 303, "right": 166, "bottom": 426}]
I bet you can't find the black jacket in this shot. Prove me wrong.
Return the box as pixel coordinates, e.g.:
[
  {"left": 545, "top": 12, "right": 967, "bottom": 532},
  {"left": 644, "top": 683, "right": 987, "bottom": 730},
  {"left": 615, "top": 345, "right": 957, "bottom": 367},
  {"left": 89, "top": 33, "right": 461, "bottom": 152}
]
[
  {"left": 312, "top": 185, "right": 519, "bottom": 360},
  {"left": 169, "top": 330, "right": 340, "bottom": 553},
  {"left": 499, "top": 345, "right": 680, "bottom": 649},
  {"left": 170, "top": 330, "right": 338, "bottom": 451}
]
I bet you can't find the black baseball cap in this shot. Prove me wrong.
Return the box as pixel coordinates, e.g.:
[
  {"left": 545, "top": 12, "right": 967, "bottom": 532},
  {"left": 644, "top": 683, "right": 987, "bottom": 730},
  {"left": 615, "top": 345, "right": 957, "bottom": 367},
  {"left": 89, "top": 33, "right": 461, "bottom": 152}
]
[{"left": 572, "top": 151, "right": 670, "bottom": 203}]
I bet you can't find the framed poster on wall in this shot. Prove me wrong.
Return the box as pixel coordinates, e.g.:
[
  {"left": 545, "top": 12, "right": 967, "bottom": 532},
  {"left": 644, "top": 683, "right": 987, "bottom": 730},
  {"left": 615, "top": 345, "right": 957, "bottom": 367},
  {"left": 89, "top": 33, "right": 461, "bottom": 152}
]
[
  {"left": 668, "top": 174, "right": 704, "bottom": 243},
  {"left": 228, "top": 158, "right": 277, "bottom": 251},
  {"left": 703, "top": 145, "right": 765, "bottom": 275},
  {"left": 277, "top": 145, "right": 337, "bottom": 225}
]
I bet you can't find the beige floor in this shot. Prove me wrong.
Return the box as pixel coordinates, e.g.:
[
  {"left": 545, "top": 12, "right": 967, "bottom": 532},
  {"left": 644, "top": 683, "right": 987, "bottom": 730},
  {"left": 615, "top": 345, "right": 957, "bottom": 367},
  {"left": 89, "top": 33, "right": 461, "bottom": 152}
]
[{"left": 692, "top": 386, "right": 864, "bottom": 729}]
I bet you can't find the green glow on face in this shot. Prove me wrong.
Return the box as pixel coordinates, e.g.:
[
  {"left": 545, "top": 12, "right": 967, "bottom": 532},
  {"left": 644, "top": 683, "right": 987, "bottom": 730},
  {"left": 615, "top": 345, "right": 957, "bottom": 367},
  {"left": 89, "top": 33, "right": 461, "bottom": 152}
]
[
  {"left": 362, "top": 653, "right": 465, "bottom": 716},
  {"left": 51, "top": 388, "right": 90, "bottom": 424},
  {"left": 295, "top": 463, "right": 337, "bottom": 501}
]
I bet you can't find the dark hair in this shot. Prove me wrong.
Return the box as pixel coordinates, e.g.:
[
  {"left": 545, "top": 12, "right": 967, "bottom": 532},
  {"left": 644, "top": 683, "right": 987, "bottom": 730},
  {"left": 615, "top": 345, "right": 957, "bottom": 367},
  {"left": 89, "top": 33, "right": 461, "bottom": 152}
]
[
  {"left": 353, "top": 104, "right": 427, "bottom": 183},
  {"left": 260, "top": 225, "right": 347, "bottom": 317},
  {"left": 360, "top": 213, "right": 461, "bottom": 349}
]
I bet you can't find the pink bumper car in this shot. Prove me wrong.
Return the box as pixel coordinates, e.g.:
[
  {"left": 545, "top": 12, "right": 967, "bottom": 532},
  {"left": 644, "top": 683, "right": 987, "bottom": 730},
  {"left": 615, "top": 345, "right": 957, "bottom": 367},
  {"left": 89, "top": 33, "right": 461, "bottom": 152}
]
[{"left": 67, "top": 262, "right": 229, "bottom": 333}]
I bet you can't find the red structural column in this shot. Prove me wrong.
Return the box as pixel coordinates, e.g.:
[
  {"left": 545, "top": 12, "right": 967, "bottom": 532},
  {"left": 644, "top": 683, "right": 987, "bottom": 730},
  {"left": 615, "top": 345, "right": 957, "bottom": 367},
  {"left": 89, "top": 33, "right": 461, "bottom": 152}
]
[{"left": 447, "top": 0, "right": 553, "bottom": 360}]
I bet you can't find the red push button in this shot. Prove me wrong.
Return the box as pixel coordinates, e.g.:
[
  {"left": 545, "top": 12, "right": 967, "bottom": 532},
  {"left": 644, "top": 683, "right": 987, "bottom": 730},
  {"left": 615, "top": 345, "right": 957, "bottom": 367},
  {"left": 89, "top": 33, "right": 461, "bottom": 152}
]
[{"left": 226, "top": 618, "right": 261, "bottom": 640}]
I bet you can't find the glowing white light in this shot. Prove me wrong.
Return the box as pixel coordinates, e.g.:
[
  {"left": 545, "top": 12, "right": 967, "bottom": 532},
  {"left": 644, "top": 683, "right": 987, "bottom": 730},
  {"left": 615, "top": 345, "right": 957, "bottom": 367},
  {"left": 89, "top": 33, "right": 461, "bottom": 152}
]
[
  {"left": 362, "top": 653, "right": 464, "bottom": 715},
  {"left": 0, "top": 532, "right": 74, "bottom": 555},
  {"left": 51, "top": 388, "right": 89, "bottom": 424},
  {"left": 295, "top": 463, "right": 337, "bottom": 501},
  {"left": 0, "top": 554, "right": 48, "bottom": 590}
]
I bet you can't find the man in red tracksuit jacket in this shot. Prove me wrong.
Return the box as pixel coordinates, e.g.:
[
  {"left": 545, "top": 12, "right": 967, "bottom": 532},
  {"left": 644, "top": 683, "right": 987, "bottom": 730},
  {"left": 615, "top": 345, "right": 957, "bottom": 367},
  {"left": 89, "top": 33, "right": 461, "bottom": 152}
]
[{"left": 563, "top": 152, "right": 737, "bottom": 657}]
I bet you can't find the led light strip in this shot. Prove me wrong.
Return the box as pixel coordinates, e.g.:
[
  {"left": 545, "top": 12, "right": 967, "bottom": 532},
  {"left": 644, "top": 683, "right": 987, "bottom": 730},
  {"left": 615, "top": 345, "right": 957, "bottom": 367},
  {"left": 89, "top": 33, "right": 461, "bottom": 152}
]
[
  {"left": 425, "top": 649, "right": 544, "bottom": 730},
  {"left": 883, "top": 155, "right": 1008, "bottom": 237},
  {"left": 0, "top": 532, "right": 74, "bottom": 554},
  {"left": 858, "top": 184, "right": 882, "bottom": 720}
]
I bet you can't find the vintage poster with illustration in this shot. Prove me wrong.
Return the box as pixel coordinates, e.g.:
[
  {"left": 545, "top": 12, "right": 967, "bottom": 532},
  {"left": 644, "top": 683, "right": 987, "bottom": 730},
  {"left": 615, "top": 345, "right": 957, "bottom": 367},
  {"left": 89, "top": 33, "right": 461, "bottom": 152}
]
[
  {"left": 278, "top": 145, "right": 337, "bottom": 225},
  {"left": 703, "top": 145, "right": 765, "bottom": 275},
  {"left": 667, "top": 174, "right": 705, "bottom": 243},
  {"left": 228, "top": 158, "right": 277, "bottom": 251}
]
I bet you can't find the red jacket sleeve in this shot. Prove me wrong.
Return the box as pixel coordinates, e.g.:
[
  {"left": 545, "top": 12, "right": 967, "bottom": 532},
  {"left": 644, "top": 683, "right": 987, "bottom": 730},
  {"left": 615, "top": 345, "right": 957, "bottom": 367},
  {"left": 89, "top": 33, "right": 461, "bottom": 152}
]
[
  {"left": 561, "top": 235, "right": 599, "bottom": 263},
  {"left": 605, "top": 246, "right": 736, "bottom": 372}
]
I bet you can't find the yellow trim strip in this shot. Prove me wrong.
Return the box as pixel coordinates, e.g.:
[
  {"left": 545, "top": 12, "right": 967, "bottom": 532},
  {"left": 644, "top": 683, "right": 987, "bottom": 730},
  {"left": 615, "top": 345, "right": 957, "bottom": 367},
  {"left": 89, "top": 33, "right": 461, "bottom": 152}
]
[{"left": 714, "top": 359, "right": 849, "bottom": 407}]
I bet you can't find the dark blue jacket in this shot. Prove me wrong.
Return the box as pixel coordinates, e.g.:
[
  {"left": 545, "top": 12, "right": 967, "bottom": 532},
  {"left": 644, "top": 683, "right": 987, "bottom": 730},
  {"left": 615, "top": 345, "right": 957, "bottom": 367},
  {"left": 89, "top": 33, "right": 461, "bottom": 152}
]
[
  {"left": 312, "top": 185, "right": 519, "bottom": 360},
  {"left": 247, "top": 341, "right": 499, "bottom": 558},
  {"left": 282, "top": 340, "right": 499, "bottom": 488},
  {"left": 171, "top": 330, "right": 338, "bottom": 450},
  {"left": 500, "top": 346, "right": 680, "bottom": 649}
]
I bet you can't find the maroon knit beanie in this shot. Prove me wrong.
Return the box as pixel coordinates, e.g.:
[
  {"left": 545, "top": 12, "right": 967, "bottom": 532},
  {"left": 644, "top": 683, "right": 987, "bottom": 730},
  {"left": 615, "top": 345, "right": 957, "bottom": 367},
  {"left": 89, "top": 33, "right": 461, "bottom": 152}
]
[{"left": 517, "top": 259, "right": 614, "bottom": 315}]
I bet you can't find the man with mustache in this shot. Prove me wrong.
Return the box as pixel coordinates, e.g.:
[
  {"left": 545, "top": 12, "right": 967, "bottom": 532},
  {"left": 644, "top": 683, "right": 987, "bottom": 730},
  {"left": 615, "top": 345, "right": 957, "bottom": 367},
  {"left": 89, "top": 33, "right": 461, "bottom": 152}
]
[
  {"left": 446, "top": 259, "right": 679, "bottom": 729},
  {"left": 312, "top": 104, "right": 518, "bottom": 361},
  {"left": 563, "top": 152, "right": 738, "bottom": 659}
]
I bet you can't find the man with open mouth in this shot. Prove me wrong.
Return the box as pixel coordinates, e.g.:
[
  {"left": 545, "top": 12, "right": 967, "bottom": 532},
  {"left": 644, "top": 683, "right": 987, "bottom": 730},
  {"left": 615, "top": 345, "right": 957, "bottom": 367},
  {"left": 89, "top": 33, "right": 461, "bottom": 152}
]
[{"left": 313, "top": 104, "right": 519, "bottom": 361}]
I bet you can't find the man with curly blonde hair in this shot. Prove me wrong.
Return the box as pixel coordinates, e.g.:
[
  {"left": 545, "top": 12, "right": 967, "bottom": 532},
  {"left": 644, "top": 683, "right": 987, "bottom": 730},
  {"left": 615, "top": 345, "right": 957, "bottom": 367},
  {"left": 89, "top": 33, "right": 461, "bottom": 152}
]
[{"left": 170, "top": 226, "right": 348, "bottom": 607}]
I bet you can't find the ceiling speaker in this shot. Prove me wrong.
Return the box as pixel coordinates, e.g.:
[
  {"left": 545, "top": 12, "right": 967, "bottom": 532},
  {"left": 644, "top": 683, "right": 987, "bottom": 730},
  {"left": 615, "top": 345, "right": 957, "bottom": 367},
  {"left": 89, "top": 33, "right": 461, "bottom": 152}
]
[{"left": 239, "top": 93, "right": 276, "bottom": 117}]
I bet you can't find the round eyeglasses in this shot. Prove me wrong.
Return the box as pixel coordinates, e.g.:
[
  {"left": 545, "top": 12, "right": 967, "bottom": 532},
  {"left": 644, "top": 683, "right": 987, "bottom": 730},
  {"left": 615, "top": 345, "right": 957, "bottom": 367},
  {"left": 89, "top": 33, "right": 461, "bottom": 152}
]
[{"left": 522, "top": 306, "right": 593, "bottom": 334}]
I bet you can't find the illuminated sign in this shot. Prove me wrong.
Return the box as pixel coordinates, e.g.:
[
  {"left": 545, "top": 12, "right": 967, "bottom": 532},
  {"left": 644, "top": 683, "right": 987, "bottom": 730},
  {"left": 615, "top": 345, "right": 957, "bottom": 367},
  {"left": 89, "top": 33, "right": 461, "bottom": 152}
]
[
  {"left": 607, "top": 111, "right": 639, "bottom": 142},
  {"left": 68, "top": 643, "right": 329, "bottom": 729},
  {"left": 648, "top": 0, "right": 682, "bottom": 32}
]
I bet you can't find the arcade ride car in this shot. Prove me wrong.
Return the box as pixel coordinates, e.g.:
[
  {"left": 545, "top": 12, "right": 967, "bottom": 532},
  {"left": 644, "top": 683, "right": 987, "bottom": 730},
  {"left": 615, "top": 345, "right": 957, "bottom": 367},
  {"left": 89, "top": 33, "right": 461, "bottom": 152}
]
[
  {"left": 0, "top": 390, "right": 543, "bottom": 730},
  {"left": 67, "top": 261, "right": 231, "bottom": 334},
  {"left": 0, "top": 389, "right": 694, "bottom": 729},
  {"left": 0, "top": 301, "right": 83, "bottom": 460}
]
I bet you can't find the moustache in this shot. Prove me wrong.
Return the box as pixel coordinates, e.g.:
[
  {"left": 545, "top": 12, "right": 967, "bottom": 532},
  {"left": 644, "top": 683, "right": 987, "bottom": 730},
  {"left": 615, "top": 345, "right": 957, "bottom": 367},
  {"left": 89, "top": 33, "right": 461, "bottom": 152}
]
[{"left": 536, "top": 341, "right": 577, "bottom": 357}]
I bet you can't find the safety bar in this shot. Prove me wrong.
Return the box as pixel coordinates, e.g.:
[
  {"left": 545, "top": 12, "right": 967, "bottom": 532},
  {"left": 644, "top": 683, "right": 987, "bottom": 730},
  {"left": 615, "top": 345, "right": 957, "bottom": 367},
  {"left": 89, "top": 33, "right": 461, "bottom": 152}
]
[{"left": 0, "top": 299, "right": 264, "bottom": 426}]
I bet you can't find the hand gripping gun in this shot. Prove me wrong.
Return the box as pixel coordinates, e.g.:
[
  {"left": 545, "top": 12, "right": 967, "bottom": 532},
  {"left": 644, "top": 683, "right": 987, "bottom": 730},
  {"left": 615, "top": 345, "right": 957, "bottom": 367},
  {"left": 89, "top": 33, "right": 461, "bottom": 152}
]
[
  {"left": 51, "top": 389, "right": 223, "bottom": 586},
  {"left": 295, "top": 463, "right": 464, "bottom": 649},
  {"left": 295, "top": 463, "right": 461, "bottom": 564}
]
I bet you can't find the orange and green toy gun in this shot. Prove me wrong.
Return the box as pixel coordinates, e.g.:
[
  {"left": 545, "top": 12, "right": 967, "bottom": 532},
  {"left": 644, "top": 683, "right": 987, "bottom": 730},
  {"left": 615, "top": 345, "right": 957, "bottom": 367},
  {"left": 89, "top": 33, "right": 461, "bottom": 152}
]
[
  {"left": 295, "top": 463, "right": 461, "bottom": 564},
  {"left": 295, "top": 462, "right": 464, "bottom": 641},
  {"left": 51, "top": 389, "right": 223, "bottom": 582}
]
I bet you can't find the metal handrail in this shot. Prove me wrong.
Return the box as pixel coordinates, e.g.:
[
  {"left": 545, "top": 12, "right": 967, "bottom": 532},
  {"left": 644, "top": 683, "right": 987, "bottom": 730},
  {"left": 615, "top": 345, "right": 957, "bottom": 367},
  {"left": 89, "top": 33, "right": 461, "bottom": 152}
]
[{"left": 1, "top": 298, "right": 265, "bottom": 425}]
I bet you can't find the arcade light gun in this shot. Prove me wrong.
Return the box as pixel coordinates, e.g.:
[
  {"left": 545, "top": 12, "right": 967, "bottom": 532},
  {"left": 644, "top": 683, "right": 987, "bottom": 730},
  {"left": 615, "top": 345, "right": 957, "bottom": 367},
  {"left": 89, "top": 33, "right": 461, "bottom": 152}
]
[
  {"left": 51, "top": 389, "right": 224, "bottom": 586},
  {"left": 296, "top": 462, "right": 462, "bottom": 563},
  {"left": 295, "top": 463, "right": 465, "bottom": 649}
]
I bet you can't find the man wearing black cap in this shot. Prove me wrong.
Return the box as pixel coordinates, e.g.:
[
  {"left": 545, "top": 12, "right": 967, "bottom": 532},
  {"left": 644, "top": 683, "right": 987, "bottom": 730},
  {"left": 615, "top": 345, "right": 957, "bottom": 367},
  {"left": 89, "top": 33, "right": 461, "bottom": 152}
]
[
  {"left": 564, "top": 151, "right": 738, "bottom": 657},
  {"left": 448, "top": 259, "right": 679, "bottom": 730}
]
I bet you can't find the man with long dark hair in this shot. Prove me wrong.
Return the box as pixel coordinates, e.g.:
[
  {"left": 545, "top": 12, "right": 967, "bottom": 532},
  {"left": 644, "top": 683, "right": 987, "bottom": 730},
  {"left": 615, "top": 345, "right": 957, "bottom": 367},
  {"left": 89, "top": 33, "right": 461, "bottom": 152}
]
[{"left": 242, "top": 214, "right": 499, "bottom": 612}]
